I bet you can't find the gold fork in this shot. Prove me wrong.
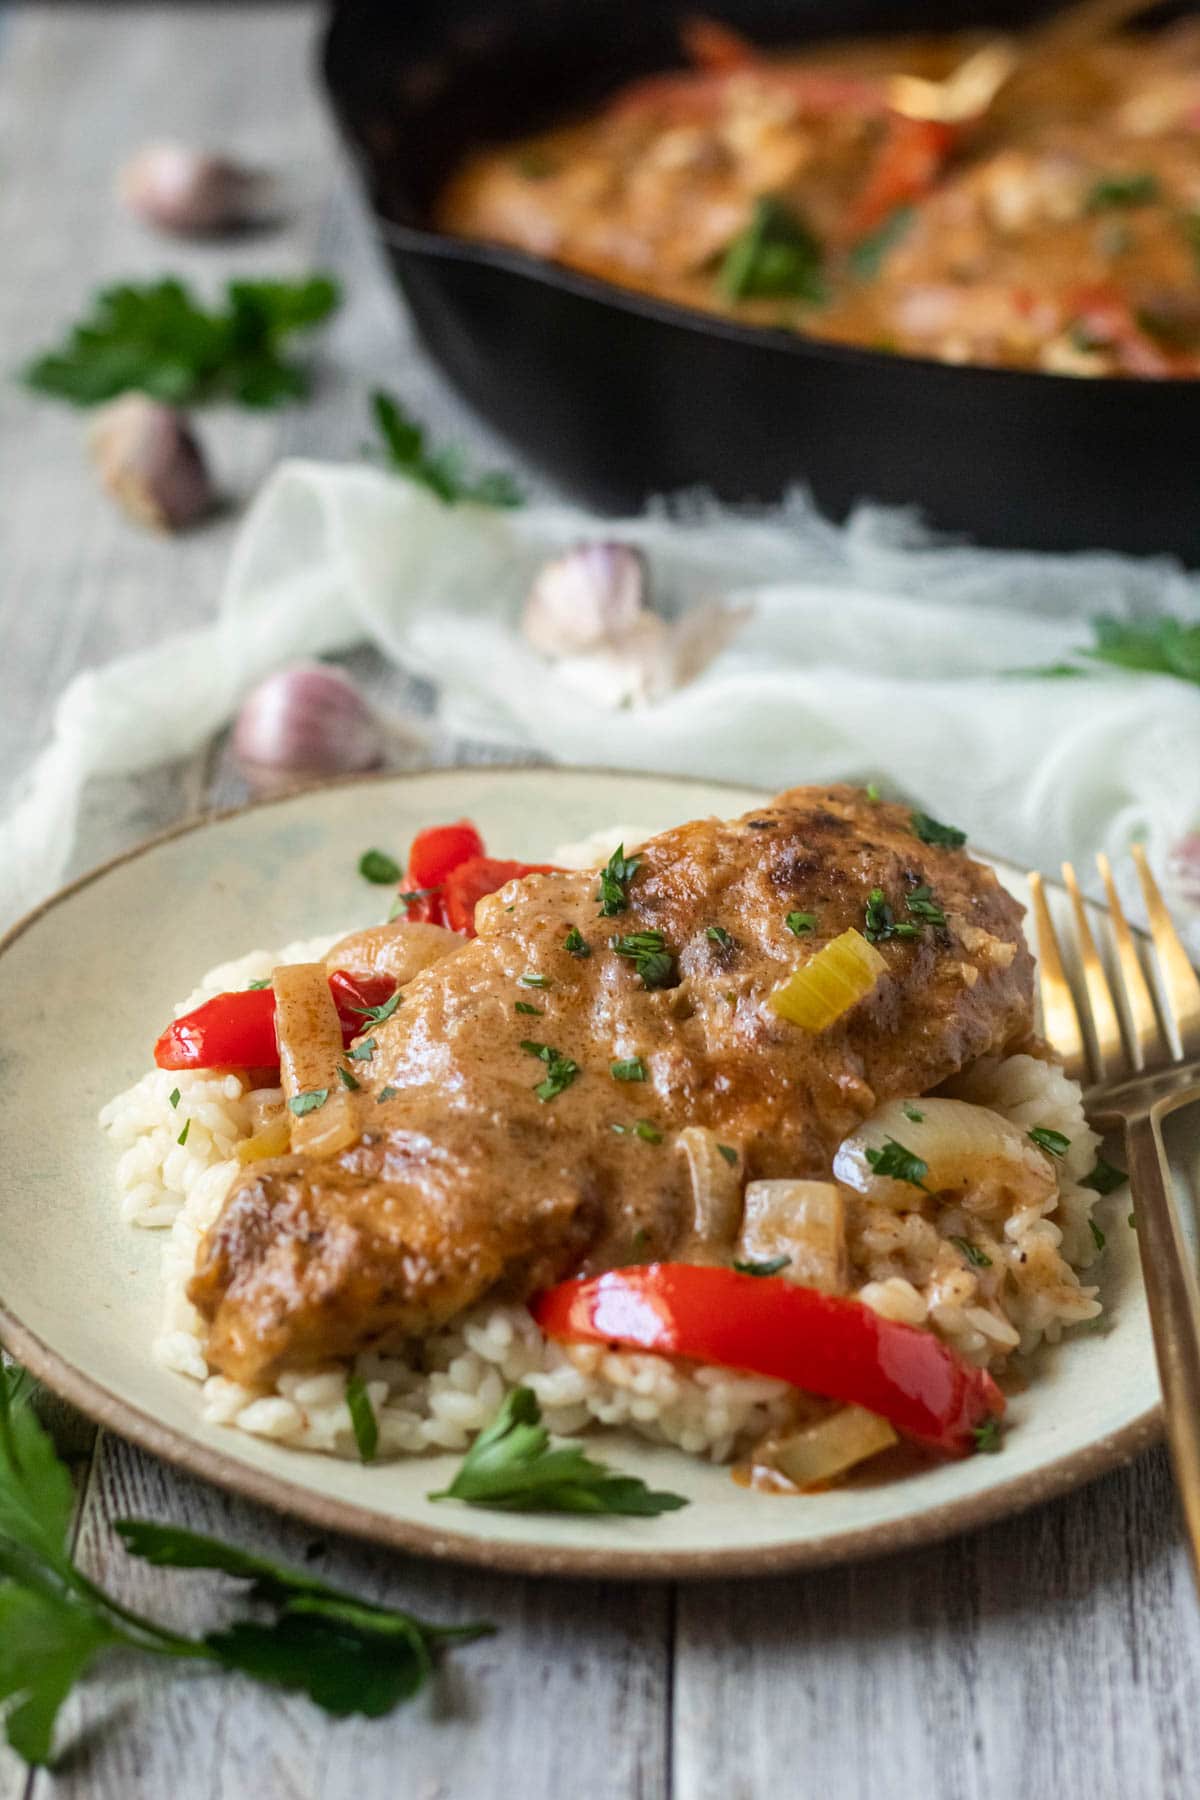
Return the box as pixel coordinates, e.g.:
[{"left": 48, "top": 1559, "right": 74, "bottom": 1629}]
[{"left": 1029, "top": 848, "right": 1200, "bottom": 1579}]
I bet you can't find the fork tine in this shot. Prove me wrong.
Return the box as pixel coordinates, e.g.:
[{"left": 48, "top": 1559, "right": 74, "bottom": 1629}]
[
  {"left": 1132, "top": 843, "right": 1200, "bottom": 1058},
  {"left": 1061, "top": 861, "right": 1126, "bottom": 1082},
  {"left": 1096, "top": 851, "right": 1160, "bottom": 1071},
  {"left": 1027, "top": 871, "right": 1088, "bottom": 1083}
]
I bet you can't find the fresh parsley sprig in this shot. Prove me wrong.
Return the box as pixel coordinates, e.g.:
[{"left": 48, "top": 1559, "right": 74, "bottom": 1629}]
[
  {"left": 0, "top": 1367, "right": 491, "bottom": 1766},
  {"left": 609, "top": 929, "right": 676, "bottom": 989},
  {"left": 519, "top": 1040, "right": 580, "bottom": 1101},
  {"left": 720, "top": 197, "right": 826, "bottom": 305},
  {"left": 910, "top": 811, "right": 967, "bottom": 850},
  {"left": 429, "top": 1387, "right": 686, "bottom": 1515},
  {"left": 596, "top": 845, "right": 640, "bottom": 918},
  {"left": 23, "top": 275, "right": 340, "bottom": 409},
  {"left": 864, "top": 1137, "right": 930, "bottom": 1190},
  {"left": 368, "top": 390, "right": 522, "bottom": 508}
]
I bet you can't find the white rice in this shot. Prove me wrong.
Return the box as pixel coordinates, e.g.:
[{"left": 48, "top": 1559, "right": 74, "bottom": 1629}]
[{"left": 100, "top": 905, "right": 1106, "bottom": 1467}]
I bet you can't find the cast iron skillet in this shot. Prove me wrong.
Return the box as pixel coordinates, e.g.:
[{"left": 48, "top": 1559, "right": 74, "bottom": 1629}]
[{"left": 322, "top": 0, "right": 1200, "bottom": 557}]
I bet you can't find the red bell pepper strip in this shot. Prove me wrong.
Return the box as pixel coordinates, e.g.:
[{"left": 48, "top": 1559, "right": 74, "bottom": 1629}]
[
  {"left": 153, "top": 970, "right": 398, "bottom": 1072},
  {"left": 394, "top": 819, "right": 487, "bottom": 925},
  {"left": 442, "top": 855, "right": 564, "bottom": 936},
  {"left": 532, "top": 1264, "right": 1003, "bottom": 1455},
  {"left": 848, "top": 114, "right": 956, "bottom": 234}
]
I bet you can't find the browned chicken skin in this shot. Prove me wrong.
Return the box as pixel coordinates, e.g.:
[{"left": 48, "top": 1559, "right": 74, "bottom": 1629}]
[{"left": 189, "top": 786, "right": 1034, "bottom": 1384}]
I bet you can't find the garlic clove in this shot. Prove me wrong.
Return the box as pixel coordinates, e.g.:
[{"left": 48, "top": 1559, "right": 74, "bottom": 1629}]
[
  {"left": 522, "top": 542, "right": 648, "bottom": 657},
  {"left": 86, "top": 394, "right": 216, "bottom": 532},
  {"left": 232, "top": 664, "right": 395, "bottom": 796},
  {"left": 117, "top": 141, "right": 273, "bottom": 236}
]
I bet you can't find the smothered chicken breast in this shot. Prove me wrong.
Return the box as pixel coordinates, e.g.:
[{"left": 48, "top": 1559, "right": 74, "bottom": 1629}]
[{"left": 189, "top": 786, "right": 1034, "bottom": 1384}]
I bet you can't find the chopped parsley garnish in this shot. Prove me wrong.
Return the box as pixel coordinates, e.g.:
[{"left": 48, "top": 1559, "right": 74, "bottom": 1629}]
[
  {"left": 377, "top": 1085, "right": 400, "bottom": 1102},
  {"left": 519, "top": 973, "right": 551, "bottom": 989},
  {"left": 609, "top": 929, "right": 676, "bottom": 989},
  {"left": 336, "top": 1066, "right": 361, "bottom": 1092},
  {"left": 972, "top": 1418, "right": 1003, "bottom": 1454},
  {"left": 905, "top": 884, "right": 946, "bottom": 927},
  {"left": 706, "top": 925, "right": 733, "bottom": 948},
  {"left": 902, "top": 1102, "right": 925, "bottom": 1123},
  {"left": 910, "top": 810, "right": 967, "bottom": 849},
  {"left": 344, "top": 1374, "right": 378, "bottom": 1463},
  {"left": 1082, "top": 1156, "right": 1127, "bottom": 1195},
  {"left": 596, "top": 845, "right": 640, "bottom": 918},
  {"left": 353, "top": 990, "right": 402, "bottom": 1026},
  {"left": 717, "top": 1144, "right": 739, "bottom": 1167},
  {"left": 515, "top": 1001, "right": 542, "bottom": 1016},
  {"left": 610, "top": 1057, "right": 647, "bottom": 1083},
  {"left": 863, "top": 888, "right": 920, "bottom": 944},
  {"left": 786, "top": 911, "right": 817, "bottom": 937},
  {"left": 612, "top": 1120, "right": 663, "bottom": 1144},
  {"left": 246, "top": 977, "right": 271, "bottom": 990},
  {"left": 429, "top": 1386, "right": 686, "bottom": 1515},
  {"left": 176, "top": 1118, "right": 191, "bottom": 1147},
  {"left": 1089, "top": 1218, "right": 1107, "bottom": 1253},
  {"left": 368, "top": 389, "right": 523, "bottom": 508},
  {"left": 289, "top": 1089, "right": 329, "bottom": 1116},
  {"left": 1086, "top": 172, "right": 1159, "bottom": 213},
  {"left": 23, "top": 273, "right": 341, "bottom": 409},
  {"left": 346, "top": 1037, "right": 377, "bottom": 1062},
  {"left": 720, "top": 197, "right": 826, "bottom": 305},
  {"left": 864, "top": 1137, "right": 929, "bottom": 1190},
  {"left": 564, "top": 926, "right": 591, "bottom": 958},
  {"left": 865, "top": 782, "right": 881, "bottom": 802},
  {"left": 358, "top": 848, "right": 401, "bottom": 885},
  {"left": 0, "top": 1363, "right": 494, "bottom": 1768},
  {"left": 1029, "top": 1126, "right": 1071, "bottom": 1158},
  {"left": 950, "top": 1235, "right": 992, "bottom": 1269},
  {"left": 168, "top": 1087, "right": 181, "bottom": 1110},
  {"left": 849, "top": 205, "right": 914, "bottom": 279},
  {"left": 733, "top": 1255, "right": 791, "bottom": 1277},
  {"left": 520, "top": 1040, "right": 580, "bottom": 1102}
]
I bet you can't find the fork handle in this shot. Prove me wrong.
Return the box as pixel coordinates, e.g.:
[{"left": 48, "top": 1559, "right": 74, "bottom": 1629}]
[{"left": 1123, "top": 1109, "right": 1200, "bottom": 1582}]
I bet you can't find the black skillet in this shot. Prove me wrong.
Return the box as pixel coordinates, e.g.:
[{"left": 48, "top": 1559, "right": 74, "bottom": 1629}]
[{"left": 322, "top": 0, "right": 1200, "bottom": 558}]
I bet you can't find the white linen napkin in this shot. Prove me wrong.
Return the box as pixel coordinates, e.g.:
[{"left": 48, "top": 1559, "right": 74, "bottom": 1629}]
[{"left": 3, "top": 458, "right": 1199, "bottom": 942}]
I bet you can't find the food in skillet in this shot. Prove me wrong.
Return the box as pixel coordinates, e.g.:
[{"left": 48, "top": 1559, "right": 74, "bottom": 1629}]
[
  {"left": 437, "top": 16, "right": 1200, "bottom": 376},
  {"left": 102, "top": 787, "right": 1112, "bottom": 1494}
]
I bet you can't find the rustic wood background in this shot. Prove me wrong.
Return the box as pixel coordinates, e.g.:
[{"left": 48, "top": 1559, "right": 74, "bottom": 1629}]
[{"left": 2, "top": 7, "right": 1199, "bottom": 1797}]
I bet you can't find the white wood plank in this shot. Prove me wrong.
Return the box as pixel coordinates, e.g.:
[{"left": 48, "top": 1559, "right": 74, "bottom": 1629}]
[
  {"left": 674, "top": 1444, "right": 1200, "bottom": 1800},
  {"left": 29, "top": 1432, "right": 669, "bottom": 1800}
]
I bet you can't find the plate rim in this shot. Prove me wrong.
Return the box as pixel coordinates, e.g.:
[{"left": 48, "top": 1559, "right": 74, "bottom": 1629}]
[{"left": 0, "top": 763, "right": 1164, "bottom": 1581}]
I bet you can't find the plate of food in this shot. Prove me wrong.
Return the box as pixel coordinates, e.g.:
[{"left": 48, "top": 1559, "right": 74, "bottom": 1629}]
[
  {"left": 324, "top": 0, "right": 1200, "bottom": 555},
  {"left": 0, "top": 766, "right": 1161, "bottom": 1577}
]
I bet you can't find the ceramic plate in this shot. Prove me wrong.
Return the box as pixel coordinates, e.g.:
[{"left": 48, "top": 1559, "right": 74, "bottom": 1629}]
[{"left": 0, "top": 767, "right": 1164, "bottom": 1578}]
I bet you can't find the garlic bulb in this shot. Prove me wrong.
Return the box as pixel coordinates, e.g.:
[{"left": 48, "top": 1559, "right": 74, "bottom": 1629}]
[
  {"left": 86, "top": 394, "right": 215, "bottom": 532},
  {"left": 232, "top": 665, "right": 387, "bottom": 795},
  {"left": 522, "top": 543, "right": 648, "bottom": 656},
  {"left": 118, "top": 142, "right": 271, "bottom": 235}
]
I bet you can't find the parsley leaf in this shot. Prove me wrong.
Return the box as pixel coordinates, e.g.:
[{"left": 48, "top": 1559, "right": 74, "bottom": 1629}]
[
  {"left": 706, "top": 925, "right": 733, "bottom": 948},
  {"left": 1089, "top": 1218, "right": 1107, "bottom": 1253},
  {"left": 368, "top": 389, "right": 522, "bottom": 507},
  {"left": 564, "top": 926, "right": 591, "bottom": 958},
  {"left": 1082, "top": 1155, "right": 1127, "bottom": 1195},
  {"left": 1086, "top": 172, "right": 1159, "bottom": 212},
  {"left": 168, "top": 1087, "right": 181, "bottom": 1109},
  {"left": 515, "top": 1001, "right": 542, "bottom": 1016},
  {"left": 176, "top": 1119, "right": 191, "bottom": 1147},
  {"left": 377, "top": 1085, "right": 400, "bottom": 1102},
  {"left": 610, "top": 1057, "right": 647, "bottom": 1082},
  {"left": 786, "top": 911, "right": 816, "bottom": 936},
  {"left": 864, "top": 1137, "right": 929, "bottom": 1190},
  {"left": 246, "top": 977, "right": 272, "bottom": 990},
  {"left": 972, "top": 1419, "right": 1003, "bottom": 1454},
  {"left": 596, "top": 845, "right": 640, "bottom": 918},
  {"left": 354, "top": 990, "right": 401, "bottom": 1026},
  {"left": 24, "top": 275, "right": 340, "bottom": 409},
  {"left": 519, "top": 1040, "right": 580, "bottom": 1102},
  {"left": 720, "top": 197, "right": 826, "bottom": 304},
  {"left": 613, "top": 1119, "right": 663, "bottom": 1144},
  {"left": 902, "top": 1102, "right": 925, "bottom": 1123},
  {"left": 336, "top": 1066, "right": 360, "bottom": 1092},
  {"left": 1029, "top": 1126, "right": 1071, "bottom": 1158},
  {"left": 347, "top": 1037, "right": 377, "bottom": 1062},
  {"left": 863, "top": 888, "right": 920, "bottom": 944},
  {"left": 949, "top": 1235, "right": 992, "bottom": 1269},
  {"left": 429, "top": 1387, "right": 687, "bottom": 1515},
  {"left": 850, "top": 204, "right": 914, "bottom": 278},
  {"left": 717, "top": 1144, "right": 739, "bottom": 1166},
  {"left": 910, "top": 811, "right": 967, "bottom": 849},
  {"left": 344, "top": 1375, "right": 378, "bottom": 1463},
  {"left": 732, "top": 1255, "right": 791, "bottom": 1277},
  {"left": 289, "top": 1090, "right": 329, "bottom": 1116},
  {"left": 520, "top": 973, "right": 551, "bottom": 989},
  {"left": 609, "top": 929, "right": 676, "bottom": 989},
  {"left": 358, "top": 848, "right": 402, "bottom": 885},
  {"left": 904, "top": 884, "right": 946, "bottom": 928}
]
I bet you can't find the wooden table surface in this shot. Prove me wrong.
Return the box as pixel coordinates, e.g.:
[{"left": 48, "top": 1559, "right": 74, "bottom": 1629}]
[{"left": 2, "top": 7, "right": 1199, "bottom": 1797}]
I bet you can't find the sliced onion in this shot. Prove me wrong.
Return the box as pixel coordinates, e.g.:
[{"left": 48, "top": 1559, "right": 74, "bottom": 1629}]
[
  {"left": 325, "top": 919, "right": 461, "bottom": 985},
  {"left": 738, "top": 1180, "right": 848, "bottom": 1293},
  {"left": 273, "top": 962, "right": 357, "bottom": 1158},
  {"left": 676, "top": 1126, "right": 743, "bottom": 1254},
  {"left": 834, "top": 1096, "right": 1056, "bottom": 1215},
  {"left": 763, "top": 1406, "right": 899, "bottom": 1489}
]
